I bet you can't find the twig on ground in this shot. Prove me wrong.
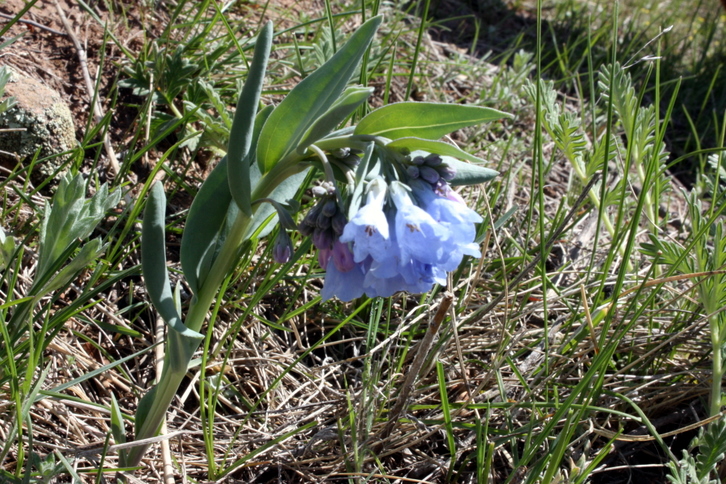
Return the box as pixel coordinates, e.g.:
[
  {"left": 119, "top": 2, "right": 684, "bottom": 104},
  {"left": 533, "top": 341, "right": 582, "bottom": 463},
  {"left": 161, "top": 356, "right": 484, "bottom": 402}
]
[
  {"left": 53, "top": 1, "right": 120, "bottom": 175},
  {"left": 0, "top": 148, "right": 20, "bottom": 161},
  {"left": 0, "top": 11, "right": 67, "bottom": 36},
  {"left": 382, "top": 292, "right": 454, "bottom": 440}
]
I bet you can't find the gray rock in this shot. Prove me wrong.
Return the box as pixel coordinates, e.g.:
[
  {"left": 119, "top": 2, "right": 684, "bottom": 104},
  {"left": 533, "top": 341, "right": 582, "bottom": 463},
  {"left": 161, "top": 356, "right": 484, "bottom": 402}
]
[{"left": 0, "top": 68, "right": 75, "bottom": 173}]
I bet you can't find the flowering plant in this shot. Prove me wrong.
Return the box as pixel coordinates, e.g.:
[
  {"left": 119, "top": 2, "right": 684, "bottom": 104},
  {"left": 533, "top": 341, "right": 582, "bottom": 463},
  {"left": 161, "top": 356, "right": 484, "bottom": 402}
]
[
  {"left": 300, "top": 150, "right": 491, "bottom": 301},
  {"left": 122, "top": 16, "right": 510, "bottom": 470}
]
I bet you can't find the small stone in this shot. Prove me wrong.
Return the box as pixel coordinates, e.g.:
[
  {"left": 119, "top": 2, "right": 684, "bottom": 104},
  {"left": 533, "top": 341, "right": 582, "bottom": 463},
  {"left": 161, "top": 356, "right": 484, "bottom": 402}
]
[{"left": 0, "top": 68, "right": 75, "bottom": 175}]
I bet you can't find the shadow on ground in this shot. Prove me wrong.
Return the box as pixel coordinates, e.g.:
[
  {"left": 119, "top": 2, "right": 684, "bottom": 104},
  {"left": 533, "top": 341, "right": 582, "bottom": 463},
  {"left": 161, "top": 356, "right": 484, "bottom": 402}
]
[{"left": 420, "top": 0, "right": 726, "bottom": 185}]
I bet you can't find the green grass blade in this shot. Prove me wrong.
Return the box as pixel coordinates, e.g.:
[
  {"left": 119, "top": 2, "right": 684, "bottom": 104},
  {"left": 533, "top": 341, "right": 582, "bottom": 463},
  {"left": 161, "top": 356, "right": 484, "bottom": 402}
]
[
  {"left": 436, "top": 361, "right": 457, "bottom": 479},
  {"left": 110, "top": 394, "right": 127, "bottom": 466}
]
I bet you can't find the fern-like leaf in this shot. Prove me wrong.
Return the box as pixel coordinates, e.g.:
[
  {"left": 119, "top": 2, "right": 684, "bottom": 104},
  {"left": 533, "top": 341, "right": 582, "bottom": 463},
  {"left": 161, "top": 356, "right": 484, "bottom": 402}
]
[{"left": 695, "top": 410, "right": 726, "bottom": 480}]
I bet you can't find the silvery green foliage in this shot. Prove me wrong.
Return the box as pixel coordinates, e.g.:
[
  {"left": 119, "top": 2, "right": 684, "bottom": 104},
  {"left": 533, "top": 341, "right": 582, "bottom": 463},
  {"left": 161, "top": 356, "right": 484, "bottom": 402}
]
[
  {"left": 5, "top": 173, "right": 120, "bottom": 341},
  {"left": 598, "top": 63, "right": 669, "bottom": 171},
  {"left": 37, "top": 173, "right": 120, "bottom": 278},
  {"left": 0, "top": 66, "right": 16, "bottom": 115},
  {"left": 667, "top": 452, "right": 716, "bottom": 484},
  {"left": 697, "top": 152, "right": 726, "bottom": 197},
  {"left": 488, "top": 50, "right": 535, "bottom": 112},
  {"left": 667, "top": 417, "right": 726, "bottom": 484}
]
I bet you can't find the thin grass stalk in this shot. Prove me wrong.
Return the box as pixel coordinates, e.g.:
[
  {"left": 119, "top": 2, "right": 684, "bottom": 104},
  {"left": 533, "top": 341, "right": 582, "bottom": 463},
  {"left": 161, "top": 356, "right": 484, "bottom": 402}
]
[
  {"left": 590, "top": 4, "right": 621, "bottom": 309},
  {"left": 405, "top": 0, "right": 430, "bottom": 100}
]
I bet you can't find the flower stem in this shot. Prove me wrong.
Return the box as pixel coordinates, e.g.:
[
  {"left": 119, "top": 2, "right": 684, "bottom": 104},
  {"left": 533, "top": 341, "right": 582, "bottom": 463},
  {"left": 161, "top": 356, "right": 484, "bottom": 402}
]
[{"left": 127, "top": 159, "right": 307, "bottom": 469}]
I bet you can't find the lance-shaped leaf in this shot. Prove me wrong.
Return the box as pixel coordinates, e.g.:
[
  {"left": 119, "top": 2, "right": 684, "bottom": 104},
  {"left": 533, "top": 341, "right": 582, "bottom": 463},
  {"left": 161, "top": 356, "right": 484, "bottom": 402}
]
[
  {"left": 181, "top": 158, "right": 233, "bottom": 297},
  {"left": 256, "top": 15, "right": 382, "bottom": 173},
  {"left": 228, "top": 21, "right": 274, "bottom": 216},
  {"left": 36, "top": 238, "right": 105, "bottom": 296},
  {"left": 247, "top": 166, "right": 311, "bottom": 239},
  {"left": 443, "top": 156, "right": 499, "bottom": 186},
  {"left": 386, "top": 137, "right": 487, "bottom": 164},
  {"left": 142, "top": 182, "right": 203, "bottom": 346},
  {"left": 355, "top": 102, "right": 512, "bottom": 140},
  {"left": 298, "top": 86, "right": 374, "bottom": 151}
]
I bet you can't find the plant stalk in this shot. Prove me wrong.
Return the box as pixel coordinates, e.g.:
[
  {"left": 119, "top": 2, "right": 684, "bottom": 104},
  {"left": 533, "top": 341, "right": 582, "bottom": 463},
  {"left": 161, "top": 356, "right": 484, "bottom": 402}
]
[{"left": 126, "top": 159, "right": 307, "bottom": 468}]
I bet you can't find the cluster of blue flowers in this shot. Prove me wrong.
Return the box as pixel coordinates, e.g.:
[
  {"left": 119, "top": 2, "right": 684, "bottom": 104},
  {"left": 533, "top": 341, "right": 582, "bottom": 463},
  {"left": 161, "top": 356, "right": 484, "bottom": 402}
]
[{"left": 286, "top": 148, "right": 484, "bottom": 302}]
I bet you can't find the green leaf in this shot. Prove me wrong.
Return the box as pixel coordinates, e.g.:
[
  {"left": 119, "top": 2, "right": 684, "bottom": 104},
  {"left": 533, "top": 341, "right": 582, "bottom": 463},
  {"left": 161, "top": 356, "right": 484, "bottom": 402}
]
[
  {"left": 36, "top": 174, "right": 120, "bottom": 280},
  {"left": 37, "top": 174, "right": 86, "bottom": 278},
  {"left": 256, "top": 15, "right": 382, "bottom": 173},
  {"left": 298, "top": 86, "right": 373, "bottom": 151},
  {"left": 247, "top": 166, "right": 311, "bottom": 239},
  {"left": 181, "top": 158, "right": 233, "bottom": 297},
  {"left": 37, "top": 238, "right": 105, "bottom": 296},
  {"left": 355, "top": 102, "right": 512, "bottom": 140},
  {"left": 445, "top": 157, "right": 499, "bottom": 186},
  {"left": 228, "top": 21, "right": 273, "bottom": 216},
  {"left": 142, "top": 182, "right": 202, "bottom": 343},
  {"left": 386, "top": 137, "right": 486, "bottom": 164},
  {"left": 696, "top": 416, "right": 726, "bottom": 480},
  {"left": 110, "top": 394, "right": 127, "bottom": 465}
]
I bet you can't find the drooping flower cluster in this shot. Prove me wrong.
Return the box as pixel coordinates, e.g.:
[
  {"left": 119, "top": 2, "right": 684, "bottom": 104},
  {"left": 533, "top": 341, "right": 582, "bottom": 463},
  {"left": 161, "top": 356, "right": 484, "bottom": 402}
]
[
  {"left": 285, "top": 144, "right": 488, "bottom": 302},
  {"left": 291, "top": 147, "right": 482, "bottom": 301}
]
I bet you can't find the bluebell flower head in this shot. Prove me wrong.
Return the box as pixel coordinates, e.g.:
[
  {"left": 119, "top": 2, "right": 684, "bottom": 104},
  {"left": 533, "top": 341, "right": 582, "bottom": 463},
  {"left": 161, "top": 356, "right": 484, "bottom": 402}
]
[
  {"left": 321, "top": 259, "right": 366, "bottom": 301},
  {"left": 390, "top": 181, "right": 448, "bottom": 264},
  {"left": 331, "top": 239, "right": 356, "bottom": 272},
  {"left": 305, "top": 143, "right": 489, "bottom": 302},
  {"left": 410, "top": 180, "right": 482, "bottom": 270},
  {"left": 340, "top": 178, "right": 391, "bottom": 263}
]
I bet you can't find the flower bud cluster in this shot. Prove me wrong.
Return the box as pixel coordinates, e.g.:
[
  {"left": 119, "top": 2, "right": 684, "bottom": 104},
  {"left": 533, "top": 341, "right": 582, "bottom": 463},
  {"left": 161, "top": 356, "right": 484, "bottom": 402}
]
[
  {"left": 298, "top": 195, "right": 347, "bottom": 250},
  {"left": 330, "top": 147, "right": 361, "bottom": 169},
  {"left": 403, "top": 153, "right": 456, "bottom": 189},
  {"left": 297, "top": 183, "right": 353, "bottom": 273}
]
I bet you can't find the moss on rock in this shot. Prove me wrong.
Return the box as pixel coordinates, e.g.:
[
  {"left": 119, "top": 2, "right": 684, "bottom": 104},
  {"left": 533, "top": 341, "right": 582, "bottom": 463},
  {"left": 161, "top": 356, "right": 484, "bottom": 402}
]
[{"left": 0, "top": 68, "right": 75, "bottom": 172}]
